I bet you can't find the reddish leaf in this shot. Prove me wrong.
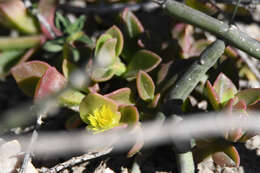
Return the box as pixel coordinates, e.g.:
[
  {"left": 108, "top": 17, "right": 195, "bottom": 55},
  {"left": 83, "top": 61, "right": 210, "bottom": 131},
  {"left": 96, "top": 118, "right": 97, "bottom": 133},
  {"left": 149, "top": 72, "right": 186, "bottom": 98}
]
[
  {"left": 34, "top": 67, "right": 66, "bottom": 101},
  {"left": 38, "top": 0, "right": 62, "bottom": 39},
  {"left": 11, "top": 60, "right": 51, "bottom": 96}
]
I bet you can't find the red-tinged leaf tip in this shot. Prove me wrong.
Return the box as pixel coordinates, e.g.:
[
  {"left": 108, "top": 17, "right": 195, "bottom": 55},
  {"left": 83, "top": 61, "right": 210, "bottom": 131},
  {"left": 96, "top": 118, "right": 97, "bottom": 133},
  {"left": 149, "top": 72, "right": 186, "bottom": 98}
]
[
  {"left": 121, "top": 8, "right": 144, "bottom": 38},
  {"left": 148, "top": 93, "right": 161, "bottom": 108},
  {"left": 34, "top": 67, "right": 66, "bottom": 101},
  {"left": 213, "top": 73, "right": 237, "bottom": 104}
]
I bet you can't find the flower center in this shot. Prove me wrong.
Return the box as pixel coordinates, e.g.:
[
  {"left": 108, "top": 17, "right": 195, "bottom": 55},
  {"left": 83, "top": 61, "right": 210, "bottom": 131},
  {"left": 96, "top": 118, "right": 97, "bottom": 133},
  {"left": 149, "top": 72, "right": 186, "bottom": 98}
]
[{"left": 87, "top": 105, "right": 120, "bottom": 133}]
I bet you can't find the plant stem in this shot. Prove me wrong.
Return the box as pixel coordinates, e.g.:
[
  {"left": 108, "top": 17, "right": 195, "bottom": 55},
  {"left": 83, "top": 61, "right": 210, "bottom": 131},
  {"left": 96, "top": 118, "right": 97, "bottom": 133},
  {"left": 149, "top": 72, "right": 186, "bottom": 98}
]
[
  {"left": 168, "top": 40, "right": 225, "bottom": 100},
  {"left": 158, "top": 40, "right": 226, "bottom": 173},
  {"left": 153, "top": 0, "right": 260, "bottom": 60},
  {"left": 176, "top": 151, "right": 195, "bottom": 173}
]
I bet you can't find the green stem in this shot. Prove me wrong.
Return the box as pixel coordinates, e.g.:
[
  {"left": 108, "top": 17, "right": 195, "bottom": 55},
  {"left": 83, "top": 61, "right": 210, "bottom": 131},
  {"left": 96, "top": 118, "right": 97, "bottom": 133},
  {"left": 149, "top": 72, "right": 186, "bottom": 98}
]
[
  {"left": 158, "top": 40, "right": 225, "bottom": 173},
  {"left": 154, "top": 0, "right": 260, "bottom": 60},
  {"left": 176, "top": 152, "right": 195, "bottom": 173},
  {"left": 169, "top": 40, "right": 225, "bottom": 100},
  {"left": 0, "top": 35, "right": 44, "bottom": 51}
]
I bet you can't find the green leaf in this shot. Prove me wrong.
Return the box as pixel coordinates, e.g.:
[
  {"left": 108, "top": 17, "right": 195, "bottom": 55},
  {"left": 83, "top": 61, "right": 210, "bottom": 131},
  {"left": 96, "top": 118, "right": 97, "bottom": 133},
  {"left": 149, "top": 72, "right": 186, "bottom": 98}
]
[
  {"left": 185, "top": 0, "right": 217, "bottom": 15},
  {"left": 121, "top": 8, "right": 144, "bottom": 38},
  {"left": 62, "top": 58, "right": 78, "bottom": 79},
  {"left": 148, "top": 93, "right": 161, "bottom": 108},
  {"left": 235, "top": 88, "right": 260, "bottom": 106},
  {"left": 55, "top": 11, "right": 70, "bottom": 30},
  {"left": 205, "top": 81, "right": 220, "bottom": 110},
  {"left": 0, "top": 0, "right": 39, "bottom": 34},
  {"left": 79, "top": 93, "right": 118, "bottom": 124},
  {"left": 77, "top": 34, "right": 95, "bottom": 49},
  {"left": 119, "top": 105, "right": 139, "bottom": 125},
  {"left": 65, "top": 15, "right": 86, "bottom": 34},
  {"left": 59, "top": 89, "right": 85, "bottom": 107},
  {"left": 213, "top": 73, "right": 237, "bottom": 105},
  {"left": 124, "top": 50, "right": 161, "bottom": 78},
  {"left": 106, "top": 25, "right": 124, "bottom": 56},
  {"left": 91, "top": 38, "right": 117, "bottom": 82},
  {"left": 136, "top": 71, "right": 155, "bottom": 101},
  {"left": 105, "top": 88, "right": 134, "bottom": 106},
  {"left": 94, "top": 34, "right": 113, "bottom": 56},
  {"left": 113, "top": 58, "right": 126, "bottom": 76},
  {"left": 0, "top": 50, "right": 25, "bottom": 78},
  {"left": 43, "top": 41, "right": 63, "bottom": 52},
  {"left": 11, "top": 60, "right": 50, "bottom": 96}
]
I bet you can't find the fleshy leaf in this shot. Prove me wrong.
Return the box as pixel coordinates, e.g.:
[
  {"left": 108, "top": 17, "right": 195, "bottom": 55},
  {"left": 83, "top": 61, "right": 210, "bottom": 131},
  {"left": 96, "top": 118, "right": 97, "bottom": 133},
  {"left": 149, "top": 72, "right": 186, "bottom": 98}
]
[
  {"left": 106, "top": 25, "right": 124, "bottom": 56},
  {"left": 79, "top": 93, "right": 118, "bottom": 124},
  {"left": 148, "top": 93, "right": 161, "bottom": 108},
  {"left": 213, "top": 73, "right": 237, "bottom": 105},
  {"left": 38, "top": 0, "right": 61, "bottom": 39},
  {"left": 137, "top": 71, "right": 155, "bottom": 101},
  {"left": 59, "top": 89, "right": 85, "bottom": 107},
  {"left": 34, "top": 67, "right": 66, "bottom": 101},
  {"left": 124, "top": 50, "right": 161, "bottom": 78},
  {"left": 119, "top": 105, "right": 139, "bottom": 125},
  {"left": 0, "top": 0, "right": 39, "bottom": 34},
  {"left": 11, "top": 60, "right": 51, "bottom": 96},
  {"left": 127, "top": 124, "right": 144, "bottom": 157},
  {"left": 62, "top": 58, "right": 78, "bottom": 79},
  {"left": 94, "top": 34, "right": 113, "bottom": 56},
  {"left": 235, "top": 88, "right": 260, "bottom": 106},
  {"left": 121, "top": 8, "right": 144, "bottom": 38},
  {"left": 205, "top": 81, "right": 220, "bottom": 110},
  {"left": 105, "top": 88, "right": 134, "bottom": 106},
  {"left": 212, "top": 146, "right": 240, "bottom": 167},
  {"left": 113, "top": 58, "right": 126, "bottom": 76},
  {"left": 224, "top": 99, "right": 245, "bottom": 142},
  {"left": 189, "top": 39, "right": 211, "bottom": 57},
  {"left": 91, "top": 38, "right": 117, "bottom": 82}
]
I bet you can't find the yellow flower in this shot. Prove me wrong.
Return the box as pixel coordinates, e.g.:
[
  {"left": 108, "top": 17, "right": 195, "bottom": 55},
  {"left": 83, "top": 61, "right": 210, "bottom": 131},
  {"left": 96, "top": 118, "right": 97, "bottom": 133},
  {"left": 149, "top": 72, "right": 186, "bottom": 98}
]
[{"left": 87, "top": 105, "right": 120, "bottom": 133}]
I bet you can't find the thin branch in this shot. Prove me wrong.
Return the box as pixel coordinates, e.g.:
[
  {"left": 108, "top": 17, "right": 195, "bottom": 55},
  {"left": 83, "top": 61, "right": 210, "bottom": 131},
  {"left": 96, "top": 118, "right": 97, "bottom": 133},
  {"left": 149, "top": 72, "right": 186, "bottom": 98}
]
[
  {"left": 39, "top": 147, "right": 113, "bottom": 173},
  {"left": 58, "top": 1, "right": 159, "bottom": 15},
  {"left": 19, "top": 114, "right": 44, "bottom": 173},
  {"left": 153, "top": 0, "right": 260, "bottom": 60}
]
